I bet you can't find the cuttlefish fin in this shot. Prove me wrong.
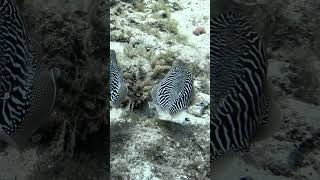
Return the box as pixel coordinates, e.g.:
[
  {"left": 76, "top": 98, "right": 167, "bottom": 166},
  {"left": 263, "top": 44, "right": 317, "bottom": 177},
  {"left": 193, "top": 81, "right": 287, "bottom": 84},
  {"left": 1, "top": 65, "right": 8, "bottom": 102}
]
[{"left": 11, "top": 67, "right": 58, "bottom": 150}]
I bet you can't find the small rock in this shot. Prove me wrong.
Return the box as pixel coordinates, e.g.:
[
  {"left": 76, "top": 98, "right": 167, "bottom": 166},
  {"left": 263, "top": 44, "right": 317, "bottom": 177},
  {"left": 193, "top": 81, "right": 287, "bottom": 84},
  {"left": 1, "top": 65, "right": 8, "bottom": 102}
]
[
  {"left": 188, "top": 102, "right": 207, "bottom": 117},
  {"left": 193, "top": 26, "right": 206, "bottom": 36}
]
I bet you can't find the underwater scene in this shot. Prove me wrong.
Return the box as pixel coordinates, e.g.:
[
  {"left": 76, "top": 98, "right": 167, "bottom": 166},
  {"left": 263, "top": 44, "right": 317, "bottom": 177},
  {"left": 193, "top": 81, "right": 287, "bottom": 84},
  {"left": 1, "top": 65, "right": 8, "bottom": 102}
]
[
  {"left": 0, "top": 0, "right": 108, "bottom": 179},
  {"left": 0, "top": 0, "right": 319, "bottom": 179},
  {"left": 110, "top": 0, "right": 210, "bottom": 179},
  {"left": 210, "top": 0, "right": 320, "bottom": 180}
]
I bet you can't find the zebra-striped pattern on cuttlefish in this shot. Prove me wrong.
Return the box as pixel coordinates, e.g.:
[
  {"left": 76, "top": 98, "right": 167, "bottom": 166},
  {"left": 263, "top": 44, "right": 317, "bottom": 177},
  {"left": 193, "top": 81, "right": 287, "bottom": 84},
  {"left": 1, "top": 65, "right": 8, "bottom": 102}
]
[
  {"left": 110, "top": 50, "right": 120, "bottom": 104},
  {"left": 152, "top": 60, "right": 193, "bottom": 115},
  {"left": 0, "top": 0, "right": 36, "bottom": 136},
  {"left": 109, "top": 50, "right": 127, "bottom": 107},
  {"left": 210, "top": 12, "right": 269, "bottom": 162}
]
